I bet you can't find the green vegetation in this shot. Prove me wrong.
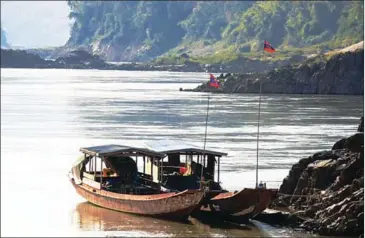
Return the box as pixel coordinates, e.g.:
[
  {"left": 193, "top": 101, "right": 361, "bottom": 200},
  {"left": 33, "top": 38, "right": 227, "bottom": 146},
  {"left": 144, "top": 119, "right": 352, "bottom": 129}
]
[
  {"left": 67, "top": 1, "right": 364, "bottom": 62},
  {"left": 67, "top": 1, "right": 195, "bottom": 59}
]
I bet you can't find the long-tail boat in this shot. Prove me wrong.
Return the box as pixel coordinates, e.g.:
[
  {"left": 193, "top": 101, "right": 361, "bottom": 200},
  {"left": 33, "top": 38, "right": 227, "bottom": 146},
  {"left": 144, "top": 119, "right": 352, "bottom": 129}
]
[
  {"left": 68, "top": 144, "right": 204, "bottom": 220},
  {"left": 143, "top": 140, "right": 277, "bottom": 218}
]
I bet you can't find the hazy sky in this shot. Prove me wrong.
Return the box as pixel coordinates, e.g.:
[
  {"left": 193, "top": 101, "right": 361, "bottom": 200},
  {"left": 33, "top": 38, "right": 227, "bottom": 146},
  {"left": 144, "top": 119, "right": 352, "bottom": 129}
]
[{"left": 1, "top": 1, "right": 72, "bottom": 48}]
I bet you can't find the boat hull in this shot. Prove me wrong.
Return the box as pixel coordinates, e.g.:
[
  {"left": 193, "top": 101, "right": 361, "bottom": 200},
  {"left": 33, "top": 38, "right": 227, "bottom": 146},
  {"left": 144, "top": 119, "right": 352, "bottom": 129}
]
[
  {"left": 199, "top": 188, "right": 276, "bottom": 219},
  {"left": 70, "top": 179, "right": 204, "bottom": 220},
  {"left": 252, "top": 188, "right": 278, "bottom": 217}
]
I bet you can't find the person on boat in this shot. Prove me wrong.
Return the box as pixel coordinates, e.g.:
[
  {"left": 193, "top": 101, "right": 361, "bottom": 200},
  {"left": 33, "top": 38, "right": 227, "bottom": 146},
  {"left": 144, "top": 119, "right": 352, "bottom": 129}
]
[
  {"left": 258, "top": 181, "right": 264, "bottom": 188},
  {"left": 179, "top": 166, "right": 187, "bottom": 175}
]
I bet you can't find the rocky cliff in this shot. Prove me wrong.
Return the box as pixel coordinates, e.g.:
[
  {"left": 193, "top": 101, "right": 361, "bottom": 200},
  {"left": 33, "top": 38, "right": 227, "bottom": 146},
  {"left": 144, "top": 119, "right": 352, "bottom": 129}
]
[
  {"left": 65, "top": 1, "right": 363, "bottom": 62},
  {"left": 190, "top": 41, "right": 364, "bottom": 95},
  {"left": 271, "top": 117, "right": 364, "bottom": 236}
]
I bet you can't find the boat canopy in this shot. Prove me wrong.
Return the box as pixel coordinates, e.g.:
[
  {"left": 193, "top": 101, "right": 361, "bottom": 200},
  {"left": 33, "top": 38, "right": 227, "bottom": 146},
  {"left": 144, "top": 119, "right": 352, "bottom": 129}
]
[
  {"left": 70, "top": 144, "right": 165, "bottom": 185},
  {"left": 144, "top": 140, "right": 227, "bottom": 157},
  {"left": 80, "top": 144, "right": 166, "bottom": 158}
]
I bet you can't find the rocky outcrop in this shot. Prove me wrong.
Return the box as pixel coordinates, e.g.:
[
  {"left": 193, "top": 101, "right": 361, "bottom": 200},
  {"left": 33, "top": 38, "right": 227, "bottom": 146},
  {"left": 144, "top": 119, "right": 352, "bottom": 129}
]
[
  {"left": 190, "top": 42, "right": 364, "bottom": 95},
  {"left": 54, "top": 50, "right": 108, "bottom": 69},
  {"left": 1, "top": 48, "right": 111, "bottom": 69},
  {"left": 358, "top": 117, "right": 364, "bottom": 133},
  {"left": 271, "top": 117, "right": 364, "bottom": 236},
  {"left": 0, "top": 49, "right": 57, "bottom": 68}
]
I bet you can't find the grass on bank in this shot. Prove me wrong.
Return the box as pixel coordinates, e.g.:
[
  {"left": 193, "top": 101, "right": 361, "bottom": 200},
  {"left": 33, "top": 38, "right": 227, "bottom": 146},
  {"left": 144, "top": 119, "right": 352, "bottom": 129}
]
[{"left": 152, "top": 37, "right": 362, "bottom": 65}]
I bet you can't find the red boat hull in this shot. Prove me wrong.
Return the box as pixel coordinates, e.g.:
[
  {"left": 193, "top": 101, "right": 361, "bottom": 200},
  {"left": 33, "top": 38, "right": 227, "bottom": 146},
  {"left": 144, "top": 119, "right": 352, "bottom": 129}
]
[
  {"left": 71, "top": 179, "right": 204, "bottom": 220},
  {"left": 200, "top": 188, "right": 277, "bottom": 218}
]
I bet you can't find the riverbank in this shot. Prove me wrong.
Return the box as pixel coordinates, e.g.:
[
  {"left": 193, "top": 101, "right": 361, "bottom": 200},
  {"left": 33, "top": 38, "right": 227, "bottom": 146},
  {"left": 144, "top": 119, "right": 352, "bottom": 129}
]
[
  {"left": 0, "top": 48, "right": 202, "bottom": 72},
  {"left": 262, "top": 117, "right": 364, "bottom": 237},
  {"left": 1, "top": 47, "right": 296, "bottom": 73},
  {"left": 185, "top": 41, "right": 364, "bottom": 95}
]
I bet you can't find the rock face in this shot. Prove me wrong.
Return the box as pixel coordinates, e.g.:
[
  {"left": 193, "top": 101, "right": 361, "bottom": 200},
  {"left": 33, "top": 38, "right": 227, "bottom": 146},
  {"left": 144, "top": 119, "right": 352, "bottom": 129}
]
[
  {"left": 271, "top": 117, "right": 364, "bottom": 236},
  {"left": 191, "top": 42, "right": 364, "bottom": 95}
]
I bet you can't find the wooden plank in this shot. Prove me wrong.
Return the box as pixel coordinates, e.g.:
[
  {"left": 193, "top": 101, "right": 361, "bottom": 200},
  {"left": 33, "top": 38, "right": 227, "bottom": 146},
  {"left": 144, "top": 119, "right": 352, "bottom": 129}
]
[
  {"left": 82, "top": 177, "right": 101, "bottom": 189},
  {"left": 83, "top": 172, "right": 95, "bottom": 180},
  {"left": 100, "top": 157, "right": 103, "bottom": 189}
]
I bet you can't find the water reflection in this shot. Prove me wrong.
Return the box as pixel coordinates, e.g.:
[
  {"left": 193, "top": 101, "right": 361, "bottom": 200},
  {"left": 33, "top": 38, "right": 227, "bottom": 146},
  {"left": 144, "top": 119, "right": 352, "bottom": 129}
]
[{"left": 73, "top": 202, "right": 271, "bottom": 237}]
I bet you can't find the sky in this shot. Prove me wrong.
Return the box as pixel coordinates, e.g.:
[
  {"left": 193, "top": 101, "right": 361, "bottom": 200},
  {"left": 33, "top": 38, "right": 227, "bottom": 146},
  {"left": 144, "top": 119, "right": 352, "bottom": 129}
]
[{"left": 1, "top": 1, "right": 72, "bottom": 48}]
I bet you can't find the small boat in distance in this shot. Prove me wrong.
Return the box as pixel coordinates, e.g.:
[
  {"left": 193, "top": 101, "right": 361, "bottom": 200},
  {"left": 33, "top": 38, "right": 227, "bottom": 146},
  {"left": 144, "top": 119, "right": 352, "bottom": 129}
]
[
  {"left": 68, "top": 144, "right": 204, "bottom": 220},
  {"left": 143, "top": 140, "right": 277, "bottom": 218}
]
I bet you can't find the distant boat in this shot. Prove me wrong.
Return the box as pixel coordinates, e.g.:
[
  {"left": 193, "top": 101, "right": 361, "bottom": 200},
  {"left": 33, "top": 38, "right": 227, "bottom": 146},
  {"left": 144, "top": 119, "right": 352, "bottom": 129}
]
[
  {"left": 68, "top": 144, "right": 204, "bottom": 220},
  {"left": 143, "top": 140, "right": 277, "bottom": 219}
]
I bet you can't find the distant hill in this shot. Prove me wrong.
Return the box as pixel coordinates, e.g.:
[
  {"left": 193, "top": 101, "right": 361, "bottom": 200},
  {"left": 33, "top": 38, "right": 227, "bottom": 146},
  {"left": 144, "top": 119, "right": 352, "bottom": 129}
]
[
  {"left": 1, "top": 28, "right": 10, "bottom": 48},
  {"left": 66, "top": 1, "right": 364, "bottom": 62}
]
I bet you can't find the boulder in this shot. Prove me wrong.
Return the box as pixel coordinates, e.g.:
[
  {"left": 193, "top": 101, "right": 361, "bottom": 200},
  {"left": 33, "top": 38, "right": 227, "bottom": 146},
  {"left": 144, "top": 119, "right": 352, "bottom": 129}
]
[{"left": 271, "top": 118, "right": 364, "bottom": 236}]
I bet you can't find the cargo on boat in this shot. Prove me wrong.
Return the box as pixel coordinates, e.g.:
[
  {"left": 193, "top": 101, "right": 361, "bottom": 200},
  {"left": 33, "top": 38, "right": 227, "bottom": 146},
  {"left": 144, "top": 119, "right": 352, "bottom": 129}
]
[{"left": 69, "top": 144, "right": 204, "bottom": 220}]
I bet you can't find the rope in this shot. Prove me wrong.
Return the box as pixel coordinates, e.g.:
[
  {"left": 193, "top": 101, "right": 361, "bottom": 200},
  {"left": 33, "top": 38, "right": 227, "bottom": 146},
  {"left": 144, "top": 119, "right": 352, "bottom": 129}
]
[
  {"left": 277, "top": 193, "right": 316, "bottom": 198},
  {"left": 277, "top": 192, "right": 323, "bottom": 199}
]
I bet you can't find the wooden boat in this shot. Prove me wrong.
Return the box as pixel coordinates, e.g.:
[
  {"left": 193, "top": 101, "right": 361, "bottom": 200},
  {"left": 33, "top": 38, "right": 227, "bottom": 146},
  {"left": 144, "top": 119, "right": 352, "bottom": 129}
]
[
  {"left": 206, "top": 187, "right": 278, "bottom": 218},
  {"left": 143, "top": 140, "right": 276, "bottom": 218},
  {"left": 69, "top": 144, "right": 204, "bottom": 220}
]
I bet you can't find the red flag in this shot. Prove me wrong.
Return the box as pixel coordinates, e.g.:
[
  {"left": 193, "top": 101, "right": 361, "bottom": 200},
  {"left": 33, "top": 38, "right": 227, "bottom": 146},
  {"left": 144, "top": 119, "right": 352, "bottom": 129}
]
[
  {"left": 263, "top": 40, "right": 275, "bottom": 53},
  {"left": 209, "top": 73, "right": 220, "bottom": 88}
]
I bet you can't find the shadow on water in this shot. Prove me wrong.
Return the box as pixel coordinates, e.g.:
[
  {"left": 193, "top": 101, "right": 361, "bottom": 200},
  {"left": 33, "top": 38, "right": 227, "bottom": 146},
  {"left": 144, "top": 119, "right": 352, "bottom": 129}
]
[{"left": 190, "top": 210, "right": 253, "bottom": 230}]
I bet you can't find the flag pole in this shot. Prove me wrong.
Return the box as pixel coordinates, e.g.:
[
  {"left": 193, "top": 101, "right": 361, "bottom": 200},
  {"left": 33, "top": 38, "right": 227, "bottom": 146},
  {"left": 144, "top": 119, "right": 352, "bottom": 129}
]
[
  {"left": 200, "top": 93, "right": 210, "bottom": 188},
  {"left": 256, "top": 49, "right": 264, "bottom": 188}
]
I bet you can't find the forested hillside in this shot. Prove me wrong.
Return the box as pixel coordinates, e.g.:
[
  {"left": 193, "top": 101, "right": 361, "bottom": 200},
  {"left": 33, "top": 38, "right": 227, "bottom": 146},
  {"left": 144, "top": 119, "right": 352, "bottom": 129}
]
[{"left": 66, "top": 1, "right": 364, "bottom": 62}]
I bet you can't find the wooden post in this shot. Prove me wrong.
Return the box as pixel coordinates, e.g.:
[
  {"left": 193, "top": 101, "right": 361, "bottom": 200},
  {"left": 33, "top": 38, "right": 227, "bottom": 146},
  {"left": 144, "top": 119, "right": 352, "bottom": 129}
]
[
  {"left": 94, "top": 156, "right": 97, "bottom": 180},
  {"left": 218, "top": 156, "right": 220, "bottom": 184},
  {"left": 160, "top": 158, "right": 163, "bottom": 182},
  {"left": 87, "top": 155, "right": 90, "bottom": 172},
  {"left": 151, "top": 157, "right": 153, "bottom": 178},
  {"left": 100, "top": 157, "right": 103, "bottom": 189},
  {"left": 143, "top": 156, "right": 145, "bottom": 174},
  {"left": 212, "top": 156, "right": 215, "bottom": 182}
]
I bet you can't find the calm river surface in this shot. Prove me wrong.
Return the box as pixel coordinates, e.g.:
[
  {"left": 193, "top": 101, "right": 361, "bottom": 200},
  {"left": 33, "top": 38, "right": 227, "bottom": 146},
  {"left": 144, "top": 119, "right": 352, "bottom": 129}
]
[{"left": 1, "top": 68, "right": 363, "bottom": 237}]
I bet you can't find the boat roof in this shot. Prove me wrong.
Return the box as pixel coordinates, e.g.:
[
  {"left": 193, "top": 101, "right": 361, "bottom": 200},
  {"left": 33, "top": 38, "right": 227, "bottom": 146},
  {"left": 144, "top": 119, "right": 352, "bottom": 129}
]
[
  {"left": 144, "top": 140, "right": 227, "bottom": 157},
  {"left": 80, "top": 144, "right": 166, "bottom": 158}
]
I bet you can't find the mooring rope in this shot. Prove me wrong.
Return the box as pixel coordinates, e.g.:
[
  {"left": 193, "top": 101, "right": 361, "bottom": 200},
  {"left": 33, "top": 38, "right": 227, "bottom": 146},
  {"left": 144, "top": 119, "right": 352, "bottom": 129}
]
[{"left": 276, "top": 193, "right": 322, "bottom": 198}]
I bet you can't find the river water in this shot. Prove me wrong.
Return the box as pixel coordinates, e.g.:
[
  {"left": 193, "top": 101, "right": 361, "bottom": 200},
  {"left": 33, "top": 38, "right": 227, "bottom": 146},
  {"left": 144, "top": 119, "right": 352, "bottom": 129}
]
[{"left": 1, "top": 68, "right": 363, "bottom": 237}]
